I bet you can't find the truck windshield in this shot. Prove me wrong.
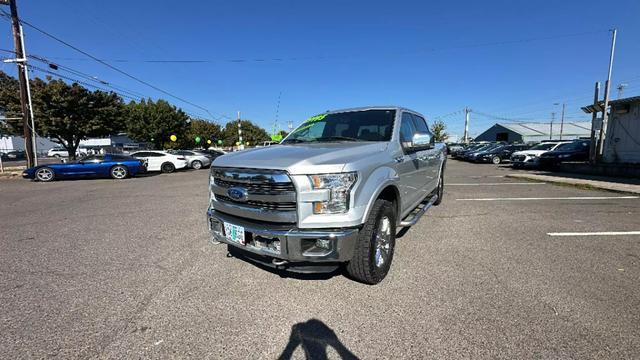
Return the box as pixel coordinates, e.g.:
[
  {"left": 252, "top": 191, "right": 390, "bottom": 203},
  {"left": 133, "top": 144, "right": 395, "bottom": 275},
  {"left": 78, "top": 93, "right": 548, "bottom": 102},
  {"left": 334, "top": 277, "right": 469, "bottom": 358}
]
[{"left": 282, "top": 109, "right": 396, "bottom": 144}]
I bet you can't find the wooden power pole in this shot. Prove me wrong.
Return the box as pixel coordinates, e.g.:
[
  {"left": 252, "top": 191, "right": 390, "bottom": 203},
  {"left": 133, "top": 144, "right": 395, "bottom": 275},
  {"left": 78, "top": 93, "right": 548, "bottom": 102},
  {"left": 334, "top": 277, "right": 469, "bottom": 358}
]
[{"left": 4, "top": 0, "right": 35, "bottom": 167}]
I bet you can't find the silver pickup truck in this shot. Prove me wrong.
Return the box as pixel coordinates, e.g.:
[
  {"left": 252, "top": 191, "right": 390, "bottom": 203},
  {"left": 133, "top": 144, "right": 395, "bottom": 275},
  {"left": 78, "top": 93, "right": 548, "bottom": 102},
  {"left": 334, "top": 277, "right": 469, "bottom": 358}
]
[{"left": 207, "top": 106, "right": 446, "bottom": 284}]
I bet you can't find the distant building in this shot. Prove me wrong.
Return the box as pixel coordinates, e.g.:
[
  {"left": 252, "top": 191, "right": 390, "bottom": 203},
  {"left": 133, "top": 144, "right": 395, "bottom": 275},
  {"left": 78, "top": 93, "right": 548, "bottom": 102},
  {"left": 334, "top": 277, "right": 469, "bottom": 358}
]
[
  {"left": 0, "top": 133, "right": 148, "bottom": 155},
  {"left": 582, "top": 95, "right": 640, "bottom": 164},
  {"left": 473, "top": 121, "right": 591, "bottom": 143},
  {"left": 0, "top": 135, "right": 58, "bottom": 155}
]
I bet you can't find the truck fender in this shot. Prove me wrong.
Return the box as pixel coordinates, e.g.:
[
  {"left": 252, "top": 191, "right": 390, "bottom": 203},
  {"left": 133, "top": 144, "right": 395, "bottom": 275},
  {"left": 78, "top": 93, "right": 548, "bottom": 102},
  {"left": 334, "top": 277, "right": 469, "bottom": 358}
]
[{"left": 358, "top": 166, "right": 401, "bottom": 225}]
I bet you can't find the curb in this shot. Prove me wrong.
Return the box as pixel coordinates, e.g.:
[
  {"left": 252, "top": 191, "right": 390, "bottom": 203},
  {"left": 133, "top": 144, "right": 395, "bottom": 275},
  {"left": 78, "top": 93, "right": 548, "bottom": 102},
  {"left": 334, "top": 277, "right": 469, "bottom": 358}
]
[{"left": 505, "top": 174, "right": 640, "bottom": 195}]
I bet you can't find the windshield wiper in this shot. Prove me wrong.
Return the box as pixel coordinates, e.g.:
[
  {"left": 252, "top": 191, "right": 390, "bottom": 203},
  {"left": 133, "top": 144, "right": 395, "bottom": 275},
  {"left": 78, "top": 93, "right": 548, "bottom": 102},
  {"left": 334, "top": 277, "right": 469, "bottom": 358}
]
[
  {"left": 314, "top": 136, "right": 360, "bottom": 142},
  {"left": 282, "top": 138, "right": 310, "bottom": 144}
]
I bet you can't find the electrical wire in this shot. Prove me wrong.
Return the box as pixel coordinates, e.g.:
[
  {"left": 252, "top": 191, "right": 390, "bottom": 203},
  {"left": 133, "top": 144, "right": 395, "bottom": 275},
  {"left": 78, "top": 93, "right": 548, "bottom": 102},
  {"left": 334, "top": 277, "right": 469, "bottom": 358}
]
[{"left": 0, "top": 10, "right": 218, "bottom": 121}]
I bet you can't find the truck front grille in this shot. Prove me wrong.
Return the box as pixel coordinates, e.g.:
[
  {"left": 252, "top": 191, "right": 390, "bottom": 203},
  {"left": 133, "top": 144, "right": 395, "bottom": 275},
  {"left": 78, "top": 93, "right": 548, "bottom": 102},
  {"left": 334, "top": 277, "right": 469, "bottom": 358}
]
[{"left": 210, "top": 167, "right": 297, "bottom": 223}]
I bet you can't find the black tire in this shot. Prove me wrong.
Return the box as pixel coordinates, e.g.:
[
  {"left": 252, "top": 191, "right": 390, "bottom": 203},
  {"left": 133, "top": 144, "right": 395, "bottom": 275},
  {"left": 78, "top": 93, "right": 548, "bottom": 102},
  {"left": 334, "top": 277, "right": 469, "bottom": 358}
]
[
  {"left": 161, "top": 162, "right": 175, "bottom": 173},
  {"left": 110, "top": 165, "right": 128, "bottom": 179},
  {"left": 492, "top": 156, "right": 501, "bottom": 165},
  {"left": 35, "top": 167, "right": 55, "bottom": 182},
  {"left": 346, "top": 199, "right": 396, "bottom": 285},
  {"left": 191, "top": 160, "right": 202, "bottom": 170},
  {"left": 53, "top": 154, "right": 61, "bottom": 158},
  {"left": 433, "top": 168, "right": 444, "bottom": 206}
]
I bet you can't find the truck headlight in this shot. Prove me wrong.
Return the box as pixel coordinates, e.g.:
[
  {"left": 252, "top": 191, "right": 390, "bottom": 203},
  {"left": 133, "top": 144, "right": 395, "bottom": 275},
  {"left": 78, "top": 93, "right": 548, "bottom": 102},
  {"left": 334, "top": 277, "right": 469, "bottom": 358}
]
[{"left": 309, "top": 172, "right": 357, "bottom": 214}]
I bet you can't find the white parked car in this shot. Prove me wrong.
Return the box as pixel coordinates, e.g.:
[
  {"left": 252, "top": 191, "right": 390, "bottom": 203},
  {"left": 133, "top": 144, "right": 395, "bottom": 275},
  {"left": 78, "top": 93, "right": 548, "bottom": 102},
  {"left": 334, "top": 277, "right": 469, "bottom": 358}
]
[
  {"left": 510, "top": 141, "right": 572, "bottom": 168},
  {"left": 47, "top": 147, "right": 87, "bottom": 158},
  {"left": 130, "top": 150, "right": 188, "bottom": 173},
  {"left": 170, "top": 150, "right": 212, "bottom": 170}
]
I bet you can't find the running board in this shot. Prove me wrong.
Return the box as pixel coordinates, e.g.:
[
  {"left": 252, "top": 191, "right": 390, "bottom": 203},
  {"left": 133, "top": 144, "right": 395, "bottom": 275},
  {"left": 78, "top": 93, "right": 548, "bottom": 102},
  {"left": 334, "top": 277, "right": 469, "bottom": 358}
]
[{"left": 398, "top": 194, "right": 438, "bottom": 227}]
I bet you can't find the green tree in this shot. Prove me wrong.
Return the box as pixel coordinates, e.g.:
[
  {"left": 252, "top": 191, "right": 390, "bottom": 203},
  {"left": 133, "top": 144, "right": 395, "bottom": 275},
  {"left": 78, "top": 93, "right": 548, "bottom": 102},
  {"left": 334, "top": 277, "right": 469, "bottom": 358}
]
[
  {"left": 177, "top": 118, "right": 222, "bottom": 148},
  {"left": 0, "top": 71, "right": 22, "bottom": 136},
  {"left": 1, "top": 72, "right": 125, "bottom": 158},
  {"left": 124, "top": 99, "right": 189, "bottom": 149},
  {"left": 430, "top": 119, "right": 449, "bottom": 142},
  {"left": 30, "top": 78, "right": 125, "bottom": 158},
  {"left": 222, "top": 120, "right": 270, "bottom": 146}
]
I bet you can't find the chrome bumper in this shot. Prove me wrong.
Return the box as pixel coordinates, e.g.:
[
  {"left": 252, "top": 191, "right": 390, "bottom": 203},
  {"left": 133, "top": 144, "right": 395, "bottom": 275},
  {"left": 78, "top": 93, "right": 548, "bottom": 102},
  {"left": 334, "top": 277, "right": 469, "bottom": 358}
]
[{"left": 207, "top": 208, "right": 359, "bottom": 264}]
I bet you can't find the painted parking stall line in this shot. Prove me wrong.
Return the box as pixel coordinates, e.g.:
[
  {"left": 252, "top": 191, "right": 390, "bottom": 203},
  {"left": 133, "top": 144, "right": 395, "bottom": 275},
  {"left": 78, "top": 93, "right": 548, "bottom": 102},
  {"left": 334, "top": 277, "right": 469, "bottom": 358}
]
[
  {"left": 456, "top": 196, "right": 639, "bottom": 201},
  {"left": 548, "top": 231, "right": 640, "bottom": 237},
  {"left": 448, "top": 182, "right": 547, "bottom": 186}
]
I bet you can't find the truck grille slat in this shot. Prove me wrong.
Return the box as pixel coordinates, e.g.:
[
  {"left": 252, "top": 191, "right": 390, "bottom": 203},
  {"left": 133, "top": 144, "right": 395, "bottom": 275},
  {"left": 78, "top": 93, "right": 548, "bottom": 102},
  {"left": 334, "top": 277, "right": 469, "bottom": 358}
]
[
  {"left": 214, "top": 178, "right": 295, "bottom": 194},
  {"left": 216, "top": 195, "right": 297, "bottom": 211}
]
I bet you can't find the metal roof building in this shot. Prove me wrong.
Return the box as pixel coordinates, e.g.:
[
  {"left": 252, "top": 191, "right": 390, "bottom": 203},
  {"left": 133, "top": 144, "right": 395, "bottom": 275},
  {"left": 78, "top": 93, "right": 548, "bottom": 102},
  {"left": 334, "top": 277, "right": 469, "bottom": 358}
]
[
  {"left": 474, "top": 121, "right": 591, "bottom": 143},
  {"left": 582, "top": 96, "right": 640, "bottom": 164}
]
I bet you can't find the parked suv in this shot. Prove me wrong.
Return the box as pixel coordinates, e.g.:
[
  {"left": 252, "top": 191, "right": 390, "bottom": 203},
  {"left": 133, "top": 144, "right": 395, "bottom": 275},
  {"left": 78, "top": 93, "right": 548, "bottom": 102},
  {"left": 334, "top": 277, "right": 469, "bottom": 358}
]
[
  {"left": 538, "top": 140, "right": 590, "bottom": 168},
  {"left": 510, "top": 141, "right": 571, "bottom": 168},
  {"left": 207, "top": 107, "right": 447, "bottom": 284}
]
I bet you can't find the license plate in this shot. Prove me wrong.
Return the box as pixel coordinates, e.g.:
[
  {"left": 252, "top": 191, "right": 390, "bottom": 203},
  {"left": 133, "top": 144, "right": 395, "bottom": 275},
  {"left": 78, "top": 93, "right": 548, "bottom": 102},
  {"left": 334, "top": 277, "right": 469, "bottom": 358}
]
[{"left": 224, "top": 222, "right": 245, "bottom": 245}]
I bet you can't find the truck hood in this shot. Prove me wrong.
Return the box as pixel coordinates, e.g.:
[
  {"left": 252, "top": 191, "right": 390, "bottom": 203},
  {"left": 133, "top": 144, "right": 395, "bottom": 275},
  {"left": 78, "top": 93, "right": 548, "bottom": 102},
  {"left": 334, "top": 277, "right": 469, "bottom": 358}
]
[{"left": 212, "top": 142, "right": 389, "bottom": 174}]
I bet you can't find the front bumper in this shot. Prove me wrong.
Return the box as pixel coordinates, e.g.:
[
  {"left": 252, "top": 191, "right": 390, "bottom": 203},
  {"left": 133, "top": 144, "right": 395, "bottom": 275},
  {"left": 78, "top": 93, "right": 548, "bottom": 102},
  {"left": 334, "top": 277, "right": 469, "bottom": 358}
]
[{"left": 207, "top": 208, "right": 359, "bottom": 272}]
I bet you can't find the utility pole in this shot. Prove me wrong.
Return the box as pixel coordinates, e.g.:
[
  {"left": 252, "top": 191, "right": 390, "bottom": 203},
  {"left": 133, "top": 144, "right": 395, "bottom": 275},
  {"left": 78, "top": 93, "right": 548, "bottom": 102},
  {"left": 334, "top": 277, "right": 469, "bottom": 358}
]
[
  {"left": 559, "top": 103, "right": 566, "bottom": 140},
  {"left": 597, "top": 28, "right": 617, "bottom": 159},
  {"left": 463, "top": 107, "right": 470, "bottom": 144},
  {"left": 3, "top": 0, "right": 35, "bottom": 167},
  {"left": 589, "top": 82, "right": 600, "bottom": 164},
  {"left": 237, "top": 111, "right": 243, "bottom": 150},
  {"left": 550, "top": 112, "right": 555, "bottom": 140},
  {"left": 20, "top": 24, "right": 37, "bottom": 165}
]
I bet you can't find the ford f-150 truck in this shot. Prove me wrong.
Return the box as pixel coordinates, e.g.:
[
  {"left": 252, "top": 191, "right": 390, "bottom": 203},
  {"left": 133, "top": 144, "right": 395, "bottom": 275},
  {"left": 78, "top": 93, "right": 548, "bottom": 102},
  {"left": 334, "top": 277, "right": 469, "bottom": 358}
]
[{"left": 207, "top": 106, "right": 446, "bottom": 284}]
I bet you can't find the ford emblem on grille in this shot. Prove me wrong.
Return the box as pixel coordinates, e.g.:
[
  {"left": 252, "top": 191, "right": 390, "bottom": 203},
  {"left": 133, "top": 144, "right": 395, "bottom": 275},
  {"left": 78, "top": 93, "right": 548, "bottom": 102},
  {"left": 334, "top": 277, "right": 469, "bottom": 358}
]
[{"left": 227, "top": 187, "right": 249, "bottom": 202}]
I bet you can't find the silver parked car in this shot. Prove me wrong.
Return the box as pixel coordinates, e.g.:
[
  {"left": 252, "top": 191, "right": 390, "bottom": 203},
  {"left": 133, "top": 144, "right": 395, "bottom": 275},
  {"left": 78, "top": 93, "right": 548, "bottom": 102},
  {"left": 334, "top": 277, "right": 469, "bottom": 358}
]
[{"left": 172, "top": 150, "right": 211, "bottom": 170}]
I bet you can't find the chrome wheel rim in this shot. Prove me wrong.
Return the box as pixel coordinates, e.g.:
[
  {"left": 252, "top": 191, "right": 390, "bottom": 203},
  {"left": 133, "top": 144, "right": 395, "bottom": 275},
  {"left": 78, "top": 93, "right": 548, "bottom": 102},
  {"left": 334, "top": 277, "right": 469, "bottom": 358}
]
[
  {"left": 374, "top": 216, "right": 392, "bottom": 268},
  {"left": 36, "top": 168, "right": 53, "bottom": 181},
  {"left": 192, "top": 161, "right": 201, "bottom": 169},
  {"left": 492, "top": 157, "right": 500, "bottom": 164},
  {"left": 112, "top": 166, "right": 126, "bottom": 179}
]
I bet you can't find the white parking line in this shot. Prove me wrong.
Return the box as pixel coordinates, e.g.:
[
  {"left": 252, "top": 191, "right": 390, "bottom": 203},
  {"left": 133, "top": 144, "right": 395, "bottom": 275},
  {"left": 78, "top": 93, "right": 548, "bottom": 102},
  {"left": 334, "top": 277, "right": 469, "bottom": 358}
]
[
  {"left": 456, "top": 196, "right": 639, "bottom": 201},
  {"left": 548, "top": 231, "right": 640, "bottom": 237},
  {"left": 448, "top": 182, "right": 546, "bottom": 186}
]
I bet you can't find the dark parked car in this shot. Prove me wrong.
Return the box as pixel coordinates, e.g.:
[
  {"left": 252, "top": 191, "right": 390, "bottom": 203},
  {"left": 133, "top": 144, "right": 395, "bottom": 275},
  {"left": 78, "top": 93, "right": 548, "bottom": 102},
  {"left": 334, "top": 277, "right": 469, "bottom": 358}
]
[
  {"left": 538, "top": 140, "right": 590, "bottom": 168},
  {"left": 453, "top": 143, "right": 488, "bottom": 159},
  {"left": 475, "top": 144, "right": 531, "bottom": 164},
  {"left": 464, "top": 143, "right": 505, "bottom": 162},
  {"left": 22, "top": 154, "right": 147, "bottom": 182},
  {"left": 1, "top": 150, "right": 26, "bottom": 161}
]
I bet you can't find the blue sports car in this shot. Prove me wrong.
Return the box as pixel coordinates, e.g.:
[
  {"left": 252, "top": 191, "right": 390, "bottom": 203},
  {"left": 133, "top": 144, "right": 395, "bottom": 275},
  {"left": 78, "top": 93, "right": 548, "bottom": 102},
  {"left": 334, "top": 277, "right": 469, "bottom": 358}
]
[{"left": 22, "top": 154, "right": 147, "bottom": 182}]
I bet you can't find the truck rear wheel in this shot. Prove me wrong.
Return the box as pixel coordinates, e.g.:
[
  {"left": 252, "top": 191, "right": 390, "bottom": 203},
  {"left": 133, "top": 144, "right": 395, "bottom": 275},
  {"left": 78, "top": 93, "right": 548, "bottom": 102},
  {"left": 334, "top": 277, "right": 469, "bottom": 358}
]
[{"left": 346, "top": 199, "right": 396, "bottom": 284}]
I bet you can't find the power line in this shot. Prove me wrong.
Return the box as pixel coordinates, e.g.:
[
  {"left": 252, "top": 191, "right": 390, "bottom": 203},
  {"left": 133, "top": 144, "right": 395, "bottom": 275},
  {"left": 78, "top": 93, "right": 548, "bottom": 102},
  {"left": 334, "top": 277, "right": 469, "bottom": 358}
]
[
  {"left": 2, "top": 26, "right": 607, "bottom": 64},
  {"left": 1, "top": 10, "right": 218, "bottom": 120}
]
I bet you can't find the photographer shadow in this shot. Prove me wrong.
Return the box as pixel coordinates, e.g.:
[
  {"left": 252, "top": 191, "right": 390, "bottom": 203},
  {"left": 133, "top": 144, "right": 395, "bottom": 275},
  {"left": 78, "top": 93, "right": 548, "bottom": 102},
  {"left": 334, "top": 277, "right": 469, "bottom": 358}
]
[{"left": 278, "top": 319, "right": 358, "bottom": 360}]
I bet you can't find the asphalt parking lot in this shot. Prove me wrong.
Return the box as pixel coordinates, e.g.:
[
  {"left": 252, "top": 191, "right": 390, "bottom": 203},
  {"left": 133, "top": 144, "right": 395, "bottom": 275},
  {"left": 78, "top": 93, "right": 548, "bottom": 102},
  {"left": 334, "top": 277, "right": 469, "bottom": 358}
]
[{"left": 1, "top": 160, "right": 639, "bottom": 359}]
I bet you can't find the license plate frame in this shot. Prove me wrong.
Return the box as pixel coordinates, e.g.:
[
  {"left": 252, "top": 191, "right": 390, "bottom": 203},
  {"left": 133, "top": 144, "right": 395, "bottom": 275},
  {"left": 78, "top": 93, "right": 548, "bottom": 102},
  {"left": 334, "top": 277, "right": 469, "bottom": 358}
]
[{"left": 224, "top": 222, "right": 246, "bottom": 245}]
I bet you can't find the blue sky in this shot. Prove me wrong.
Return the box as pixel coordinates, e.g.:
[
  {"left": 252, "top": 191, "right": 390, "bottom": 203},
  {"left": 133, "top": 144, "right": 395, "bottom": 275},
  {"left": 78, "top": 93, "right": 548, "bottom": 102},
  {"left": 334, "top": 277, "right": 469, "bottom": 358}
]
[{"left": 1, "top": 0, "right": 639, "bottom": 138}]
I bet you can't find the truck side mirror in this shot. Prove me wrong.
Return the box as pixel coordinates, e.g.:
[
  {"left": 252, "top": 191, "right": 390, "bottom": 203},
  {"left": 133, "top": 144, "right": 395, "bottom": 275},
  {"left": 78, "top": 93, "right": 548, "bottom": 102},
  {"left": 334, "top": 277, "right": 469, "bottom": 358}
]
[{"left": 409, "top": 132, "right": 433, "bottom": 150}]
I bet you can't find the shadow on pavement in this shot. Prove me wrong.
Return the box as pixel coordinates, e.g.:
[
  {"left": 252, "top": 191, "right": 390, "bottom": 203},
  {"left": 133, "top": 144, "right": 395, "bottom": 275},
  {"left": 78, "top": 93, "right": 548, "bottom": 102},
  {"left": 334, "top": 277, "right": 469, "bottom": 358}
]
[{"left": 278, "top": 319, "right": 359, "bottom": 360}]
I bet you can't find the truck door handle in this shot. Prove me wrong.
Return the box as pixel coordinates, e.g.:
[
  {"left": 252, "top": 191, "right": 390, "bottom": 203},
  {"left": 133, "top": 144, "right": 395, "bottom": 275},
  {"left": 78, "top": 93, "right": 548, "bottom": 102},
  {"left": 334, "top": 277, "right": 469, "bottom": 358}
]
[{"left": 394, "top": 156, "right": 405, "bottom": 163}]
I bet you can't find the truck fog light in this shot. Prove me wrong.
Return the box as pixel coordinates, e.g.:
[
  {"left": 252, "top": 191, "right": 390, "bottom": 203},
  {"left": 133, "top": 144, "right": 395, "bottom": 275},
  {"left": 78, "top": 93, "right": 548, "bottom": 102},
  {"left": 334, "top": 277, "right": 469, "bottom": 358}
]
[{"left": 316, "top": 239, "right": 331, "bottom": 249}]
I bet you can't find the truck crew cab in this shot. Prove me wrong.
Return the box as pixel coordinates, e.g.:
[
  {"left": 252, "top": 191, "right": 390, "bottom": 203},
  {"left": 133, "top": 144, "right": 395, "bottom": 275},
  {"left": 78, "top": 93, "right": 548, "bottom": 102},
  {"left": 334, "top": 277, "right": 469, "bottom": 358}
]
[{"left": 207, "top": 107, "right": 446, "bottom": 284}]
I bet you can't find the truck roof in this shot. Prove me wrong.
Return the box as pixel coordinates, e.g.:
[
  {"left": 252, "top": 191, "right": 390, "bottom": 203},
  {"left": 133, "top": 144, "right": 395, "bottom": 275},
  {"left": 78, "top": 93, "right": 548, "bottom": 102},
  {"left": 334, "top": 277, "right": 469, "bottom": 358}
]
[{"left": 324, "top": 106, "right": 424, "bottom": 116}]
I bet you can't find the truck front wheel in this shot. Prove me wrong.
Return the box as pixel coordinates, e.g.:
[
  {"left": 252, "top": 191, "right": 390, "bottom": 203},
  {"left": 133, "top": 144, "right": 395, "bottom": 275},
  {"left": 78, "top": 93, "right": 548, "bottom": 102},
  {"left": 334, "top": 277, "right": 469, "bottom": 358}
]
[{"left": 346, "top": 199, "right": 396, "bottom": 284}]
